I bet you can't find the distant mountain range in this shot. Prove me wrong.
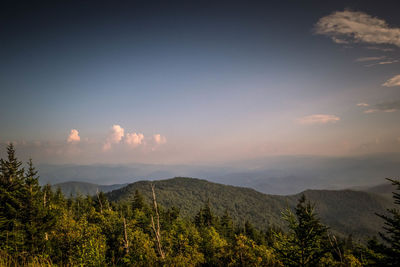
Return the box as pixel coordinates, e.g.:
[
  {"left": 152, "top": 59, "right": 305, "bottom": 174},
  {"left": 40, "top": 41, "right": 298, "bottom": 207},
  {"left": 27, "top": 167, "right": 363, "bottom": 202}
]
[
  {"left": 39, "top": 154, "right": 400, "bottom": 195},
  {"left": 52, "top": 181, "right": 127, "bottom": 196},
  {"left": 105, "top": 177, "right": 394, "bottom": 241}
]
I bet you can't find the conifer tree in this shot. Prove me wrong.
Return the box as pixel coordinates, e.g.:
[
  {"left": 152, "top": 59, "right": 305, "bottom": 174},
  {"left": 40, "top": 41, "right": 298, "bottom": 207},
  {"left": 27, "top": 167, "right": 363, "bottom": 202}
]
[
  {"left": 195, "top": 200, "right": 214, "bottom": 227},
  {"left": 274, "top": 194, "right": 329, "bottom": 266},
  {"left": 369, "top": 178, "right": 400, "bottom": 266},
  {"left": 132, "top": 189, "right": 145, "bottom": 211},
  {"left": 0, "top": 143, "right": 25, "bottom": 252},
  {"left": 220, "top": 209, "right": 234, "bottom": 240},
  {"left": 21, "top": 159, "right": 55, "bottom": 255}
]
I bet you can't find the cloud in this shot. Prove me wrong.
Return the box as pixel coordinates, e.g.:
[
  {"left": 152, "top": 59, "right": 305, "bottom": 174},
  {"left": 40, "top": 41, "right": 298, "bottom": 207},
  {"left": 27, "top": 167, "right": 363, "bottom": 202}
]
[
  {"left": 355, "top": 56, "right": 385, "bottom": 62},
  {"left": 67, "top": 129, "right": 80, "bottom": 143},
  {"left": 103, "top": 124, "right": 124, "bottom": 151},
  {"left": 125, "top": 132, "right": 144, "bottom": 147},
  {"left": 315, "top": 10, "right": 400, "bottom": 47},
  {"left": 357, "top": 103, "right": 369, "bottom": 107},
  {"left": 365, "top": 59, "right": 399, "bottom": 67},
  {"left": 382, "top": 74, "right": 400, "bottom": 87},
  {"left": 364, "top": 99, "right": 400, "bottom": 113},
  {"left": 297, "top": 114, "right": 340, "bottom": 125},
  {"left": 366, "top": 46, "right": 395, "bottom": 52},
  {"left": 153, "top": 134, "right": 167, "bottom": 145}
]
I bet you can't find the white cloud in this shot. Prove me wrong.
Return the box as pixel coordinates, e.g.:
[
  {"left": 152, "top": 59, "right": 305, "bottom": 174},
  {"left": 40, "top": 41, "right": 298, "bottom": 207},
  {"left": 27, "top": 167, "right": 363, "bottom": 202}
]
[
  {"left": 357, "top": 102, "right": 369, "bottom": 107},
  {"left": 125, "top": 132, "right": 144, "bottom": 147},
  {"left": 103, "top": 124, "right": 125, "bottom": 151},
  {"left": 355, "top": 56, "right": 385, "bottom": 62},
  {"left": 67, "top": 129, "right": 80, "bottom": 143},
  {"left": 382, "top": 74, "right": 400, "bottom": 87},
  {"left": 315, "top": 10, "right": 400, "bottom": 47},
  {"left": 153, "top": 134, "right": 167, "bottom": 145},
  {"left": 298, "top": 114, "right": 340, "bottom": 125}
]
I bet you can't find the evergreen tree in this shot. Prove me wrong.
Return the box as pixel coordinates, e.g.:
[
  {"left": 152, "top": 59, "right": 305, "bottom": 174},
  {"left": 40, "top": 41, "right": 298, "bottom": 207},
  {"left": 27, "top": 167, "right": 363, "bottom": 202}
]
[
  {"left": 368, "top": 178, "right": 400, "bottom": 266},
  {"left": 21, "top": 159, "right": 56, "bottom": 255},
  {"left": 0, "top": 143, "right": 26, "bottom": 252},
  {"left": 195, "top": 200, "right": 214, "bottom": 227},
  {"left": 274, "top": 194, "right": 329, "bottom": 266},
  {"left": 219, "top": 209, "right": 234, "bottom": 241},
  {"left": 132, "top": 189, "right": 145, "bottom": 211}
]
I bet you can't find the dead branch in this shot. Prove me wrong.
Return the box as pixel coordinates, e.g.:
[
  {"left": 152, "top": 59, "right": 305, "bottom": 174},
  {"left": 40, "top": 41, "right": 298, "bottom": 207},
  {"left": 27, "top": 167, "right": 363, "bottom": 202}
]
[{"left": 150, "top": 183, "right": 165, "bottom": 259}]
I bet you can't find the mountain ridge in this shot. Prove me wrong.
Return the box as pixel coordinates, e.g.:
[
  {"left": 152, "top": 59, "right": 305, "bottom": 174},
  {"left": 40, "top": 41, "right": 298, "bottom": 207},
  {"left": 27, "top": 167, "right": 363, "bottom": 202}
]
[{"left": 106, "top": 177, "right": 394, "bottom": 241}]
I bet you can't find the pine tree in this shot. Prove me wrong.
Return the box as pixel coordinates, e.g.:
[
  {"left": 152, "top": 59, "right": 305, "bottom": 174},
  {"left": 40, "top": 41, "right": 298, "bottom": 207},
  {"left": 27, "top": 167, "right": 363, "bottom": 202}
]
[
  {"left": 131, "top": 189, "right": 145, "bottom": 211},
  {"left": 195, "top": 200, "right": 214, "bottom": 227},
  {"left": 274, "top": 194, "right": 329, "bottom": 266},
  {"left": 219, "top": 209, "right": 234, "bottom": 241},
  {"left": 20, "top": 159, "right": 56, "bottom": 255},
  {"left": 0, "top": 143, "right": 26, "bottom": 252},
  {"left": 369, "top": 178, "right": 400, "bottom": 266}
]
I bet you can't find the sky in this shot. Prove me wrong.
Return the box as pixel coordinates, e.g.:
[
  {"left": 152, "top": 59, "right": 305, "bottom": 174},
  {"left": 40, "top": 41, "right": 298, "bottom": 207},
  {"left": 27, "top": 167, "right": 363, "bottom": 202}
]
[{"left": 1, "top": 0, "right": 400, "bottom": 165}]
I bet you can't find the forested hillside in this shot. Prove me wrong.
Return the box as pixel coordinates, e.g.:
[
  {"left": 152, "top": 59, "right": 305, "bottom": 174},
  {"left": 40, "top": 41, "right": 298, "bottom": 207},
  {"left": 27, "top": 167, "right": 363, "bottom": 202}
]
[
  {"left": 107, "top": 177, "right": 393, "bottom": 240},
  {"left": 1, "top": 144, "right": 400, "bottom": 266}
]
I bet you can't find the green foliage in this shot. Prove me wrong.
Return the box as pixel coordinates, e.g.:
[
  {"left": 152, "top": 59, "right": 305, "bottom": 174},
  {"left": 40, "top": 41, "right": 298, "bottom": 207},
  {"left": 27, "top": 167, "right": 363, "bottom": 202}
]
[
  {"left": 228, "top": 234, "right": 282, "bottom": 267},
  {"left": 163, "top": 219, "right": 204, "bottom": 266},
  {"left": 367, "top": 178, "right": 400, "bottom": 266},
  {"left": 107, "top": 177, "right": 393, "bottom": 240},
  {"left": 0, "top": 145, "right": 397, "bottom": 266},
  {"left": 274, "top": 195, "right": 329, "bottom": 266},
  {"left": 199, "top": 226, "right": 228, "bottom": 265}
]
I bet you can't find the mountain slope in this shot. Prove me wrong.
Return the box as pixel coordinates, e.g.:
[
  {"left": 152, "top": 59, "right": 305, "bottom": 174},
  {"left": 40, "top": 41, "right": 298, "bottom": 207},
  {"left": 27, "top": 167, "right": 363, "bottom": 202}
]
[
  {"left": 53, "top": 181, "right": 127, "bottom": 196},
  {"left": 107, "top": 177, "right": 394, "bottom": 240}
]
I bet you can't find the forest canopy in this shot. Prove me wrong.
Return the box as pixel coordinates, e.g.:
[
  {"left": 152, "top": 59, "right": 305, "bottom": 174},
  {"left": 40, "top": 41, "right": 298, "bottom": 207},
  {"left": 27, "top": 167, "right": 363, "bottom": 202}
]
[{"left": 0, "top": 144, "right": 399, "bottom": 266}]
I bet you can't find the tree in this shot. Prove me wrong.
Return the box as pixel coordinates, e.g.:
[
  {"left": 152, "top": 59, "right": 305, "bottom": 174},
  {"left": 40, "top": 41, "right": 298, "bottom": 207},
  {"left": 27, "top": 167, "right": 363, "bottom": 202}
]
[
  {"left": 20, "top": 159, "right": 55, "bottom": 255},
  {"left": 219, "top": 209, "right": 235, "bottom": 241},
  {"left": 0, "top": 143, "right": 26, "bottom": 252},
  {"left": 274, "top": 194, "right": 329, "bottom": 266},
  {"left": 132, "top": 189, "right": 146, "bottom": 211},
  {"left": 195, "top": 200, "right": 215, "bottom": 228},
  {"left": 229, "top": 234, "right": 282, "bottom": 266},
  {"left": 368, "top": 178, "right": 400, "bottom": 266}
]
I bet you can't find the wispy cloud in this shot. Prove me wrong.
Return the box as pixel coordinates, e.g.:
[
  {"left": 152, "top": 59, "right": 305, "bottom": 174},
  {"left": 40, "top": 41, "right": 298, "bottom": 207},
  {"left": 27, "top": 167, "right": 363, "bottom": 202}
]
[
  {"left": 365, "top": 59, "right": 399, "bottom": 67},
  {"left": 297, "top": 114, "right": 340, "bottom": 125},
  {"left": 355, "top": 56, "right": 386, "bottom": 62},
  {"left": 366, "top": 46, "right": 395, "bottom": 52},
  {"left": 103, "top": 124, "right": 124, "bottom": 151},
  {"left": 363, "top": 99, "right": 400, "bottom": 113},
  {"left": 382, "top": 74, "right": 400, "bottom": 87},
  {"left": 315, "top": 10, "right": 400, "bottom": 47},
  {"left": 357, "top": 103, "right": 369, "bottom": 107},
  {"left": 67, "top": 129, "right": 80, "bottom": 143}
]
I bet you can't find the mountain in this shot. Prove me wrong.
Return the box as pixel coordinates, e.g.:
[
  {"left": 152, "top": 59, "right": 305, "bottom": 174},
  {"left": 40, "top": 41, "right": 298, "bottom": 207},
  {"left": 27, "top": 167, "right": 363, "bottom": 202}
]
[
  {"left": 211, "top": 155, "right": 400, "bottom": 195},
  {"left": 53, "top": 181, "right": 127, "bottom": 196},
  {"left": 107, "top": 177, "right": 394, "bottom": 241},
  {"left": 38, "top": 154, "right": 400, "bottom": 195},
  {"left": 354, "top": 182, "right": 396, "bottom": 201},
  {"left": 37, "top": 163, "right": 234, "bottom": 185}
]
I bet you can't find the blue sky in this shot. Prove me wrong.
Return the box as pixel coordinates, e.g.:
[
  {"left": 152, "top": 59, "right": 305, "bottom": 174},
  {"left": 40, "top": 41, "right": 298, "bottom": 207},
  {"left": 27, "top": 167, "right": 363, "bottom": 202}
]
[{"left": 1, "top": 1, "right": 400, "bottom": 164}]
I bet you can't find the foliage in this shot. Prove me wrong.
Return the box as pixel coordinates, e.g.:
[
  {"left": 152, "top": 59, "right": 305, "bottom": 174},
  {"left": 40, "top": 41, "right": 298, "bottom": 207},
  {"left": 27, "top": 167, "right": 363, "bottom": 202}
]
[
  {"left": 0, "top": 144, "right": 398, "bottom": 266},
  {"left": 367, "top": 178, "right": 400, "bottom": 266},
  {"left": 107, "top": 176, "right": 393, "bottom": 240},
  {"left": 273, "top": 195, "right": 329, "bottom": 266}
]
